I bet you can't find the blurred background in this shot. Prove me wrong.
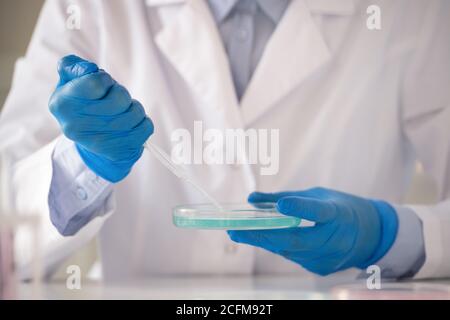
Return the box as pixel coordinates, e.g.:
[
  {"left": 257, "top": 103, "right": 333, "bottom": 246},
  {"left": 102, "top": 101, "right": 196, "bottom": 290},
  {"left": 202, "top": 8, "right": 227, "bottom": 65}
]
[
  {"left": 0, "top": 0, "right": 438, "bottom": 284},
  {"left": 0, "top": 0, "right": 45, "bottom": 108},
  {"left": 0, "top": 0, "right": 97, "bottom": 283}
]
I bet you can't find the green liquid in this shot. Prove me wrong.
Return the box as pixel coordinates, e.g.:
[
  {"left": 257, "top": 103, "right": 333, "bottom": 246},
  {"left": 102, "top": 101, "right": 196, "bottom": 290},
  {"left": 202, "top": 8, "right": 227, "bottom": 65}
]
[{"left": 173, "top": 215, "right": 301, "bottom": 230}]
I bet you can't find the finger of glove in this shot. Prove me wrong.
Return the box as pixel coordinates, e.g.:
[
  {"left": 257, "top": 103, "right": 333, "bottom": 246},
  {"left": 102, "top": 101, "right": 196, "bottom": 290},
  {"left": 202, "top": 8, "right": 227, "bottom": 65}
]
[
  {"left": 82, "top": 116, "right": 154, "bottom": 159},
  {"left": 227, "top": 226, "right": 331, "bottom": 253},
  {"left": 105, "top": 100, "right": 148, "bottom": 131},
  {"left": 57, "top": 70, "right": 115, "bottom": 100},
  {"left": 248, "top": 188, "right": 329, "bottom": 204},
  {"left": 277, "top": 196, "right": 337, "bottom": 223},
  {"left": 57, "top": 55, "right": 99, "bottom": 87},
  {"left": 248, "top": 191, "right": 299, "bottom": 204},
  {"left": 49, "top": 82, "right": 134, "bottom": 124},
  {"left": 58, "top": 100, "right": 147, "bottom": 141},
  {"left": 82, "top": 83, "right": 133, "bottom": 116}
]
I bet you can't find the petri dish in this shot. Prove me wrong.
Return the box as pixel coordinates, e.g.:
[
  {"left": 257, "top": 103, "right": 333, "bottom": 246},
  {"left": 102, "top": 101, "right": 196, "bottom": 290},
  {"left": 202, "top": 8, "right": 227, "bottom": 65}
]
[{"left": 173, "top": 203, "right": 301, "bottom": 230}]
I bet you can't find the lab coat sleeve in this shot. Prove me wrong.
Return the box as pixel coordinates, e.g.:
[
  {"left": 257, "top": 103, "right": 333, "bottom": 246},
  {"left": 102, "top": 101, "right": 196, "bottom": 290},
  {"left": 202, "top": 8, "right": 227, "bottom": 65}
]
[
  {"left": 49, "top": 136, "right": 113, "bottom": 236},
  {"left": 401, "top": 1, "right": 450, "bottom": 279},
  {"left": 0, "top": 0, "right": 115, "bottom": 279},
  {"left": 373, "top": 206, "right": 425, "bottom": 278}
]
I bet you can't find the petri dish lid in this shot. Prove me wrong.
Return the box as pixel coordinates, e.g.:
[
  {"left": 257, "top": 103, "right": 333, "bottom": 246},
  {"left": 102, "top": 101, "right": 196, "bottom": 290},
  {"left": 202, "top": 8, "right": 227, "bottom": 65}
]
[{"left": 173, "top": 203, "right": 301, "bottom": 230}]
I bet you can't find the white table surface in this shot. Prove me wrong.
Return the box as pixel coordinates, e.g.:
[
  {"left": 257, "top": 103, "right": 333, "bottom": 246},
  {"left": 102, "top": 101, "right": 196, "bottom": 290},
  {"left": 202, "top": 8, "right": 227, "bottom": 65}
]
[{"left": 17, "top": 274, "right": 450, "bottom": 300}]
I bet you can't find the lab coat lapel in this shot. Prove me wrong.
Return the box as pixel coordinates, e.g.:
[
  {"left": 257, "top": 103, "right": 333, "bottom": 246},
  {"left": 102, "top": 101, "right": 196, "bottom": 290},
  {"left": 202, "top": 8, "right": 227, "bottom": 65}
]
[
  {"left": 153, "top": 0, "right": 243, "bottom": 129},
  {"left": 151, "top": 0, "right": 256, "bottom": 198},
  {"left": 240, "top": 0, "right": 332, "bottom": 126}
]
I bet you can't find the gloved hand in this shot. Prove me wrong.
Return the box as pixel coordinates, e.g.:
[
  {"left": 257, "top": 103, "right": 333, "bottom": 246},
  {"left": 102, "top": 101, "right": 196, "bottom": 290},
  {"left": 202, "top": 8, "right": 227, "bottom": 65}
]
[
  {"left": 49, "top": 55, "right": 154, "bottom": 182},
  {"left": 228, "top": 188, "right": 399, "bottom": 276}
]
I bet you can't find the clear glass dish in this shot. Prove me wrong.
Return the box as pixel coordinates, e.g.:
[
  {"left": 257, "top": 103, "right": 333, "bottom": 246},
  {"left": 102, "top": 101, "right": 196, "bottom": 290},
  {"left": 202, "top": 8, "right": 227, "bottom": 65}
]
[{"left": 172, "top": 203, "right": 301, "bottom": 230}]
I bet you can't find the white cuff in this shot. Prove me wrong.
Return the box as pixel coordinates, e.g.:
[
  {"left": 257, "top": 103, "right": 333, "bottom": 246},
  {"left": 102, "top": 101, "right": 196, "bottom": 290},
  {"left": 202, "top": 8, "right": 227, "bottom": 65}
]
[{"left": 48, "top": 137, "right": 113, "bottom": 234}]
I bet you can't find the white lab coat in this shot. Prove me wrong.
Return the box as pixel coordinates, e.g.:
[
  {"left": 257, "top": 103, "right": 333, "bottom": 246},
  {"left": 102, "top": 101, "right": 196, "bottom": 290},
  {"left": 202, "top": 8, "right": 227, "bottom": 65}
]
[{"left": 0, "top": 0, "right": 449, "bottom": 281}]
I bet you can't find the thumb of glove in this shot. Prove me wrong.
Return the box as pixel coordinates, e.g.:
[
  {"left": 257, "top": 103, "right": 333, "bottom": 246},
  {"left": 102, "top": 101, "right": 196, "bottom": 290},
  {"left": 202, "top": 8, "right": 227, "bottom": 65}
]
[{"left": 57, "top": 54, "right": 99, "bottom": 87}]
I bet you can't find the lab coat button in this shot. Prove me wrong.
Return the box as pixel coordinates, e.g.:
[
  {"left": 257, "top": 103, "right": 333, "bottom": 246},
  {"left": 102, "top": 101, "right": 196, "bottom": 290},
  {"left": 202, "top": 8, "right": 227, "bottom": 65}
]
[
  {"left": 75, "top": 187, "right": 88, "bottom": 200},
  {"left": 88, "top": 171, "right": 98, "bottom": 182}
]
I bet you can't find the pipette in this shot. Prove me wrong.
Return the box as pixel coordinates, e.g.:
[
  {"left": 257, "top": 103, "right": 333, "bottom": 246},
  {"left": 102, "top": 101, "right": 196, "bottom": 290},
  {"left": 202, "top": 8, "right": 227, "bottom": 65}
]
[{"left": 143, "top": 141, "right": 223, "bottom": 210}]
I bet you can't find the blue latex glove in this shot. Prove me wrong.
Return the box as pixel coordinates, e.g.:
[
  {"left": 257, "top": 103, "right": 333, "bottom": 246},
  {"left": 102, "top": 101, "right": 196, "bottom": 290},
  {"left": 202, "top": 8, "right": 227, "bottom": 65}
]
[
  {"left": 228, "top": 188, "right": 399, "bottom": 276},
  {"left": 49, "top": 55, "right": 154, "bottom": 182}
]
